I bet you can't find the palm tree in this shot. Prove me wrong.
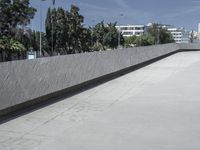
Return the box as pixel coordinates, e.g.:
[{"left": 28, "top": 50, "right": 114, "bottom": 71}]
[{"left": 0, "top": 37, "right": 26, "bottom": 62}]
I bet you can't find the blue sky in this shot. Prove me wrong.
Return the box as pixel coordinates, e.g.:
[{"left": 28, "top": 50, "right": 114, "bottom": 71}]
[{"left": 30, "top": 0, "right": 200, "bottom": 31}]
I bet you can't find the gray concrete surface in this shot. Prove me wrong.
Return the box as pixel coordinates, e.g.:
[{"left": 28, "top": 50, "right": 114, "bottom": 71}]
[
  {"left": 179, "top": 43, "right": 200, "bottom": 50},
  {"left": 0, "top": 43, "right": 181, "bottom": 114},
  {"left": 1, "top": 51, "right": 200, "bottom": 150}
]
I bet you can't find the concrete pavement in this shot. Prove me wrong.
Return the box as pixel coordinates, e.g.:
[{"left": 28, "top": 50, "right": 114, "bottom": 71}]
[{"left": 1, "top": 51, "right": 200, "bottom": 150}]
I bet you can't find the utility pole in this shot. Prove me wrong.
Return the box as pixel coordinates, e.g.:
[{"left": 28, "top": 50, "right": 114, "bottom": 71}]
[
  {"left": 157, "top": 28, "right": 160, "bottom": 44},
  {"left": 39, "top": 0, "right": 44, "bottom": 57},
  {"left": 51, "top": 0, "right": 55, "bottom": 56},
  {"left": 118, "top": 14, "right": 124, "bottom": 49},
  {"left": 39, "top": 0, "right": 46, "bottom": 57},
  {"left": 118, "top": 27, "right": 121, "bottom": 48},
  {"left": 39, "top": 0, "right": 42, "bottom": 56},
  {"left": 91, "top": 19, "right": 96, "bottom": 48}
]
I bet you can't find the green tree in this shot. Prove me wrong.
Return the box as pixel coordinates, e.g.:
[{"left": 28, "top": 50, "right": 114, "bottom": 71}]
[
  {"left": 92, "top": 21, "right": 124, "bottom": 50},
  {"left": 14, "top": 28, "right": 32, "bottom": 50},
  {"left": 0, "top": 0, "right": 36, "bottom": 62},
  {"left": 79, "top": 28, "right": 92, "bottom": 52},
  {"left": 55, "top": 7, "right": 69, "bottom": 54},
  {"left": 125, "top": 35, "right": 154, "bottom": 47},
  {"left": 92, "top": 21, "right": 106, "bottom": 50},
  {"left": 125, "top": 36, "right": 137, "bottom": 47},
  {"left": 147, "top": 23, "right": 174, "bottom": 44},
  {"left": 45, "top": 8, "right": 57, "bottom": 55},
  {"left": 0, "top": 37, "right": 26, "bottom": 61},
  {"left": 0, "top": 0, "right": 36, "bottom": 37},
  {"left": 68, "top": 5, "right": 84, "bottom": 53},
  {"left": 103, "top": 22, "right": 119, "bottom": 49},
  {"left": 45, "top": 5, "right": 93, "bottom": 55},
  {"left": 136, "top": 35, "right": 154, "bottom": 46},
  {"left": 44, "top": 5, "right": 126, "bottom": 55}
]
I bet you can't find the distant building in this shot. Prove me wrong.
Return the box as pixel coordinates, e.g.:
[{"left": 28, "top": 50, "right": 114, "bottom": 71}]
[
  {"left": 167, "top": 27, "right": 190, "bottom": 43},
  {"left": 198, "top": 23, "right": 200, "bottom": 33},
  {"left": 117, "top": 23, "right": 190, "bottom": 43},
  {"left": 116, "top": 25, "right": 146, "bottom": 37},
  {"left": 190, "top": 30, "right": 200, "bottom": 43},
  {"left": 149, "top": 23, "right": 190, "bottom": 43},
  {"left": 194, "top": 24, "right": 200, "bottom": 42},
  {"left": 147, "top": 23, "right": 190, "bottom": 43}
]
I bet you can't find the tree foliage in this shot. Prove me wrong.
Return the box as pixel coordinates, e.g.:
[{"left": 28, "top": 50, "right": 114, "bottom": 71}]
[
  {"left": 0, "top": 0, "right": 36, "bottom": 61},
  {"left": 45, "top": 6, "right": 124, "bottom": 55},
  {"left": 125, "top": 35, "right": 154, "bottom": 47},
  {"left": 0, "top": 37, "right": 25, "bottom": 52},
  {"left": 125, "top": 23, "right": 174, "bottom": 48},
  {"left": 0, "top": 0, "right": 36, "bottom": 37},
  {"left": 45, "top": 5, "right": 92, "bottom": 55},
  {"left": 0, "top": 37, "right": 26, "bottom": 61},
  {"left": 92, "top": 21, "right": 124, "bottom": 51},
  {"left": 147, "top": 23, "right": 174, "bottom": 44}
]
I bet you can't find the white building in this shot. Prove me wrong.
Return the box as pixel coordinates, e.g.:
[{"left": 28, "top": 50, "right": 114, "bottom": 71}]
[
  {"left": 198, "top": 23, "right": 200, "bottom": 33},
  {"left": 116, "top": 25, "right": 145, "bottom": 37},
  {"left": 147, "top": 23, "right": 190, "bottom": 43},
  {"left": 194, "top": 23, "right": 200, "bottom": 41},
  {"left": 167, "top": 27, "right": 190, "bottom": 43},
  {"left": 117, "top": 23, "right": 190, "bottom": 43}
]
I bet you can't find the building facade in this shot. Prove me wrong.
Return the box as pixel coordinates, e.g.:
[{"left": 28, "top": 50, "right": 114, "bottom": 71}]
[
  {"left": 116, "top": 25, "right": 146, "bottom": 37},
  {"left": 147, "top": 23, "right": 190, "bottom": 43},
  {"left": 117, "top": 23, "right": 190, "bottom": 43},
  {"left": 166, "top": 28, "right": 190, "bottom": 43},
  {"left": 198, "top": 23, "right": 200, "bottom": 33}
]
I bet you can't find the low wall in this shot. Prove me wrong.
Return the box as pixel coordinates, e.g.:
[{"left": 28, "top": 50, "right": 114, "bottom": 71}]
[
  {"left": 0, "top": 43, "right": 199, "bottom": 116},
  {"left": 179, "top": 43, "right": 200, "bottom": 50}
]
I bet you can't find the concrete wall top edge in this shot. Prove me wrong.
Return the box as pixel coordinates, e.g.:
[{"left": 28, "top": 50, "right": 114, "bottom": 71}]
[
  {"left": 0, "top": 43, "right": 180, "bottom": 65},
  {"left": 1, "top": 43, "right": 199, "bottom": 66}
]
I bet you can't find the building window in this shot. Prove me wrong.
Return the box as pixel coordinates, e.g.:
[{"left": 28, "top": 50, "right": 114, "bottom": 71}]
[
  {"left": 123, "top": 32, "right": 133, "bottom": 35},
  {"left": 121, "top": 27, "right": 128, "bottom": 30}
]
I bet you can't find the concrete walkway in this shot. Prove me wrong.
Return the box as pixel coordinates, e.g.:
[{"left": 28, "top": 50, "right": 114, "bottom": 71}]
[{"left": 1, "top": 52, "right": 200, "bottom": 150}]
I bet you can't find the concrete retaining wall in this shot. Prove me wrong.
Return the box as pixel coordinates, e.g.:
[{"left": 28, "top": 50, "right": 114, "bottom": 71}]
[
  {"left": 179, "top": 43, "right": 200, "bottom": 50},
  {"left": 0, "top": 43, "right": 199, "bottom": 115}
]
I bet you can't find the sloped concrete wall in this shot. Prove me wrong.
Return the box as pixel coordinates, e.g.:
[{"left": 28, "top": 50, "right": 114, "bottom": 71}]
[
  {"left": 0, "top": 43, "right": 198, "bottom": 115},
  {"left": 179, "top": 43, "right": 200, "bottom": 50}
]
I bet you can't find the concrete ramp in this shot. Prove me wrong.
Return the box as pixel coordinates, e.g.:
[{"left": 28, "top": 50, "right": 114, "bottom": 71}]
[{"left": 1, "top": 51, "right": 200, "bottom": 149}]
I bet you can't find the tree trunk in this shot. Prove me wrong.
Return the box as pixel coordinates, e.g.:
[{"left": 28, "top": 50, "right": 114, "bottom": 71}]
[
  {"left": 0, "top": 51, "right": 2, "bottom": 62},
  {"left": 2, "top": 50, "right": 6, "bottom": 62},
  {"left": 6, "top": 51, "right": 12, "bottom": 61}
]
